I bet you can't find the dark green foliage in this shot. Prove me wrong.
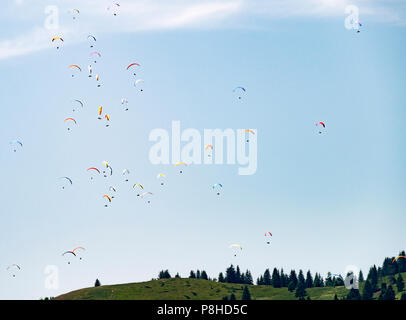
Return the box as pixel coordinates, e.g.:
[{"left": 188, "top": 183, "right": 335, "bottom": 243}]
[
  {"left": 95, "top": 279, "right": 101, "bottom": 287},
  {"left": 361, "top": 280, "right": 373, "bottom": 300},
  {"left": 242, "top": 286, "right": 251, "bottom": 300},
  {"left": 396, "top": 273, "right": 404, "bottom": 292}
]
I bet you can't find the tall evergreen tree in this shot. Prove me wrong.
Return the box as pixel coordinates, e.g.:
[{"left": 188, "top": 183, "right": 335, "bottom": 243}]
[
  {"left": 256, "top": 275, "right": 264, "bottom": 285},
  {"left": 94, "top": 279, "right": 101, "bottom": 287},
  {"left": 346, "top": 288, "right": 361, "bottom": 300},
  {"left": 263, "top": 269, "right": 271, "bottom": 285},
  {"left": 226, "top": 265, "right": 237, "bottom": 283},
  {"left": 383, "top": 285, "right": 396, "bottom": 300},
  {"left": 378, "top": 283, "right": 387, "bottom": 300},
  {"left": 189, "top": 270, "right": 196, "bottom": 279},
  {"left": 298, "top": 270, "right": 305, "bottom": 287},
  {"left": 397, "top": 251, "right": 406, "bottom": 273},
  {"left": 236, "top": 266, "right": 242, "bottom": 284},
  {"left": 305, "top": 270, "right": 313, "bottom": 288},
  {"left": 334, "top": 294, "right": 338, "bottom": 300},
  {"left": 295, "top": 282, "right": 307, "bottom": 299},
  {"left": 288, "top": 281, "right": 296, "bottom": 292},
  {"left": 367, "top": 265, "right": 378, "bottom": 292},
  {"left": 280, "top": 269, "right": 286, "bottom": 287},
  {"left": 218, "top": 272, "right": 225, "bottom": 283},
  {"left": 242, "top": 286, "right": 251, "bottom": 300},
  {"left": 289, "top": 270, "right": 298, "bottom": 288},
  {"left": 175, "top": 273, "right": 180, "bottom": 278},
  {"left": 196, "top": 270, "right": 201, "bottom": 279},
  {"left": 245, "top": 270, "right": 253, "bottom": 285},
  {"left": 358, "top": 270, "right": 364, "bottom": 282},
  {"left": 201, "top": 270, "right": 208, "bottom": 280},
  {"left": 272, "top": 268, "right": 281, "bottom": 288},
  {"left": 396, "top": 273, "right": 404, "bottom": 292},
  {"left": 229, "top": 293, "right": 236, "bottom": 300},
  {"left": 361, "top": 280, "right": 373, "bottom": 300}
]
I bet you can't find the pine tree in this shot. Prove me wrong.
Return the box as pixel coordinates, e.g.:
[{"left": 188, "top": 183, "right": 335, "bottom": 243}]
[
  {"left": 346, "top": 288, "right": 361, "bottom": 300},
  {"left": 361, "top": 280, "right": 373, "bottom": 300},
  {"left": 245, "top": 271, "right": 253, "bottom": 285},
  {"left": 272, "top": 268, "right": 281, "bottom": 288},
  {"left": 305, "top": 270, "right": 313, "bottom": 288},
  {"left": 163, "top": 270, "right": 171, "bottom": 278},
  {"left": 256, "top": 275, "right": 264, "bottom": 285},
  {"left": 222, "top": 296, "right": 229, "bottom": 301},
  {"left": 289, "top": 270, "right": 298, "bottom": 288},
  {"left": 226, "top": 265, "right": 236, "bottom": 283},
  {"left": 263, "top": 269, "right": 271, "bottom": 285},
  {"left": 295, "top": 282, "right": 307, "bottom": 299},
  {"left": 230, "top": 293, "right": 236, "bottom": 300},
  {"left": 280, "top": 269, "right": 286, "bottom": 287},
  {"left": 378, "top": 283, "right": 387, "bottom": 300},
  {"left": 396, "top": 273, "right": 404, "bottom": 292},
  {"left": 175, "top": 273, "right": 180, "bottom": 278},
  {"left": 189, "top": 270, "right": 196, "bottom": 279},
  {"left": 218, "top": 272, "right": 225, "bottom": 282},
  {"left": 334, "top": 294, "right": 338, "bottom": 300},
  {"left": 383, "top": 285, "right": 396, "bottom": 300},
  {"left": 196, "top": 270, "right": 201, "bottom": 279},
  {"left": 367, "top": 265, "right": 378, "bottom": 292},
  {"left": 358, "top": 270, "right": 364, "bottom": 282},
  {"left": 242, "top": 286, "right": 251, "bottom": 300},
  {"left": 298, "top": 270, "right": 305, "bottom": 287},
  {"left": 397, "top": 251, "right": 406, "bottom": 273},
  {"left": 288, "top": 281, "right": 296, "bottom": 292},
  {"left": 236, "top": 266, "right": 242, "bottom": 284},
  {"left": 401, "top": 293, "right": 406, "bottom": 300},
  {"left": 201, "top": 270, "right": 208, "bottom": 280},
  {"left": 94, "top": 279, "right": 101, "bottom": 287}
]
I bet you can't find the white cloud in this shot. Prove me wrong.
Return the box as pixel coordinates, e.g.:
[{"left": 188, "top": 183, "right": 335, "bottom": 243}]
[{"left": 0, "top": 0, "right": 405, "bottom": 60}]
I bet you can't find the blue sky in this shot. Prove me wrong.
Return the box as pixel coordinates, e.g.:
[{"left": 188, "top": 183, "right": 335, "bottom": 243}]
[{"left": 0, "top": 0, "right": 405, "bottom": 299}]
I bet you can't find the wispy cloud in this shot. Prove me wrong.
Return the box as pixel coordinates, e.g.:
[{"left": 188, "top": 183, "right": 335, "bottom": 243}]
[{"left": 1, "top": 0, "right": 405, "bottom": 60}]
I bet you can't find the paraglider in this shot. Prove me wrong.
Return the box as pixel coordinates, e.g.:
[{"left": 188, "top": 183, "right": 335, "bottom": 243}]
[
  {"left": 90, "top": 51, "right": 101, "bottom": 63},
  {"left": 72, "top": 99, "right": 84, "bottom": 112},
  {"left": 212, "top": 183, "right": 223, "bottom": 195},
  {"left": 96, "top": 74, "right": 101, "bottom": 87},
  {"left": 70, "top": 8, "right": 80, "bottom": 20},
  {"left": 126, "top": 62, "right": 140, "bottom": 76},
  {"left": 52, "top": 36, "right": 64, "bottom": 49},
  {"left": 244, "top": 129, "right": 255, "bottom": 142},
  {"left": 102, "top": 161, "right": 113, "bottom": 177},
  {"left": 72, "top": 247, "right": 85, "bottom": 260},
  {"left": 233, "top": 86, "right": 246, "bottom": 100},
  {"left": 87, "top": 35, "right": 96, "bottom": 48},
  {"left": 134, "top": 79, "right": 144, "bottom": 91},
  {"left": 175, "top": 161, "right": 187, "bottom": 174},
  {"left": 133, "top": 184, "right": 144, "bottom": 196},
  {"left": 64, "top": 117, "right": 77, "bottom": 131},
  {"left": 205, "top": 144, "right": 213, "bottom": 157},
  {"left": 265, "top": 231, "right": 272, "bottom": 244},
  {"left": 58, "top": 176, "right": 73, "bottom": 189},
  {"left": 103, "top": 194, "right": 112, "bottom": 207},
  {"left": 104, "top": 114, "right": 110, "bottom": 126},
  {"left": 316, "top": 121, "right": 326, "bottom": 134},
  {"left": 7, "top": 264, "right": 21, "bottom": 277},
  {"left": 10, "top": 140, "right": 23, "bottom": 152},
  {"left": 229, "top": 244, "right": 242, "bottom": 257},
  {"left": 121, "top": 98, "right": 129, "bottom": 111},
  {"left": 109, "top": 186, "right": 117, "bottom": 198},
  {"left": 68, "top": 64, "right": 81, "bottom": 77},
  {"left": 98, "top": 106, "right": 103, "bottom": 119},
  {"left": 107, "top": 2, "right": 120, "bottom": 16},
  {"left": 87, "top": 167, "right": 100, "bottom": 180},
  {"left": 88, "top": 65, "right": 92, "bottom": 77},
  {"left": 141, "top": 192, "right": 153, "bottom": 203},
  {"left": 62, "top": 251, "right": 76, "bottom": 264},
  {"left": 122, "top": 169, "right": 130, "bottom": 181},
  {"left": 157, "top": 173, "right": 166, "bottom": 185},
  {"left": 392, "top": 256, "right": 406, "bottom": 264}
]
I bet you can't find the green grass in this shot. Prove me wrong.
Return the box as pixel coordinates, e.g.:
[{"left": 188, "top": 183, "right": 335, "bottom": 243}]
[
  {"left": 55, "top": 272, "right": 406, "bottom": 300},
  {"left": 54, "top": 278, "right": 350, "bottom": 300}
]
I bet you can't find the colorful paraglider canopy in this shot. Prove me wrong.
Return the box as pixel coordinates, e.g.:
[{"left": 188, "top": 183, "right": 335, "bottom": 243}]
[
  {"left": 72, "top": 247, "right": 85, "bottom": 253},
  {"left": 88, "top": 35, "right": 96, "bottom": 41},
  {"left": 233, "top": 87, "right": 246, "bottom": 92},
  {"left": 392, "top": 256, "right": 406, "bottom": 264},
  {"left": 59, "top": 177, "right": 73, "bottom": 184},
  {"left": 157, "top": 173, "right": 166, "bottom": 179},
  {"left": 68, "top": 65, "right": 81, "bottom": 71},
  {"left": 265, "top": 232, "right": 272, "bottom": 236},
  {"left": 87, "top": 167, "right": 100, "bottom": 173},
  {"left": 90, "top": 51, "right": 101, "bottom": 57},
  {"left": 103, "top": 195, "right": 112, "bottom": 202},
  {"left": 212, "top": 183, "right": 223, "bottom": 189},
  {"left": 64, "top": 117, "right": 77, "bottom": 124},
  {"left": 205, "top": 144, "right": 213, "bottom": 150},
  {"left": 7, "top": 264, "right": 21, "bottom": 270},
  {"left": 126, "top": 62, "right": 140, "bottom": 70},
  {"left": 245, "top": 129, "right": 255, "bottom": 135},
  {"left": 316, "top": 121, "right": 325, "bottom": 128},
  {"left": 52, "top": 36, "right": 64, "bottom": 42},
  {"left": 133, "top": 184, "right": 144, "bottom": 189},
  {"left": 229, "top": 244, "right": 243, "bottom": 250},
  {"left": 10, "top": 140, "right": 23, "bottom": 151},
  {"left": 140, "top": 192, "right": 153, "bottom": 198},
  {"left": 175, "top": 162, "right": 187, "bottom": 166}
]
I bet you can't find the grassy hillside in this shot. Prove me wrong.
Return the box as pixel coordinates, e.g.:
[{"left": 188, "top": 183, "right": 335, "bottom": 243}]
[
  {"left": 55, "top": 278, "right": 348, "bottom": 300},
  {"left": 55, "top": 272, "right": 406, "bottom": 300}
]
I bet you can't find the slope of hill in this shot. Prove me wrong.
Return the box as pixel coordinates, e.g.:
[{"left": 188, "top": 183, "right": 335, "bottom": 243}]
[{"left": 55, "top": 278, "right": 350, "bottom": 300}]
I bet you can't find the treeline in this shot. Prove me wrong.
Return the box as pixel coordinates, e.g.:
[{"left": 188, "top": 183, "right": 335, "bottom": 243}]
[{"left": 155, "top": 250, "right": 406, "bottom": 300}]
